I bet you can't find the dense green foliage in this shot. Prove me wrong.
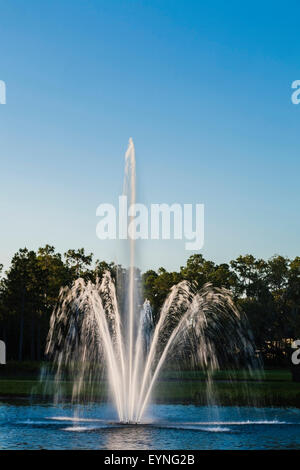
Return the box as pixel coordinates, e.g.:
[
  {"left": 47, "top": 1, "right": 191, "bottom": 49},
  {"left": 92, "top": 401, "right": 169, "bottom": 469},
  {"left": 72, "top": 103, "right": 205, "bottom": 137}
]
[{"left": 0, "top": 247, "right": 299, "bottom": 365}]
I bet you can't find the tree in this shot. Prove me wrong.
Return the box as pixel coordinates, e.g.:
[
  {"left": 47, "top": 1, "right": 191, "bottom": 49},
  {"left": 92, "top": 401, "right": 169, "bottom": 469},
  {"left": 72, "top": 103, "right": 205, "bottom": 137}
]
[
  {"left": 286, "top": 257, "right": 300, "bottom": 338},
  {"left": 95, "top": 260, "right": 116, "bottom": 281},
  {"left": 1, "top": 249, "right": 46, "bottom": 360},
  {"left": 180, "top": 254, "right": 215, "bottom": 287},
  {"left": 35, "top": 245, "right": 71, "bottom": 359},
  {"left": 142, "top": 268, "right": 182, "bottom": 321},
  {"left": 64, "top": 248, "right": 93, "bottom": 280},
  {"left": 0, "top": 247, "right": 299, "bottom": 366}
]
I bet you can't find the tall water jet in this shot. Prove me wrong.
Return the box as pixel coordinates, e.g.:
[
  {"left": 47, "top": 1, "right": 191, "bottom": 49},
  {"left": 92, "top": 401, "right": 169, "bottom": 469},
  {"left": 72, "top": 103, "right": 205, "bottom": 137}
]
[
  {"left": 45, "top": 139, "right": 259, "bottom": 423},
  {"left": 123, "top": 137, "right": 137, "bottom": 420}
]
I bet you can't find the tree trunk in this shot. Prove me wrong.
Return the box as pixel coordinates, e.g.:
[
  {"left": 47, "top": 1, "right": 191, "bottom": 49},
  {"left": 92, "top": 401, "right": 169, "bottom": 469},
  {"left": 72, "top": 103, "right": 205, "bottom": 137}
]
[
  {"left": 18, "top": 288, "right": 25, "bottom": 362},
  {"left": 18, "top": 312, "right": 24, "bottom": 361},
  {"left": 2, "top": 326, "right": 6, "bottom": 344},
  {"left": 30, "top": 316, "right": 35, "bottom": 361},
  {"left": 36, "top": 321, "right": 41, "bottom": 361}
]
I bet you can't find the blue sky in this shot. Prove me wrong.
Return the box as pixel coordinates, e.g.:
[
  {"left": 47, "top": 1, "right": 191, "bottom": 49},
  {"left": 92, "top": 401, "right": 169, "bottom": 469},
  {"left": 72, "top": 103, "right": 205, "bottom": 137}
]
[{"left": 0, "top": 0, "right": 300, "bottom": 272}]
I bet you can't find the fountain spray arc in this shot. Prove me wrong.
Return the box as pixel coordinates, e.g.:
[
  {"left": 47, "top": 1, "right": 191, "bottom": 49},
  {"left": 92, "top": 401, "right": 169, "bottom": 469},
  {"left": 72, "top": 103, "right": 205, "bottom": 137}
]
[{"left": 45, "top": 139, "right": 258, "bottom": 424}]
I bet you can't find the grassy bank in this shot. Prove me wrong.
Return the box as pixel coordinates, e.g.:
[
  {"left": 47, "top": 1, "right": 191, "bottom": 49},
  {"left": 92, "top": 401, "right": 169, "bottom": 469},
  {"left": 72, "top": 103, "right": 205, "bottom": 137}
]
[
  {"left": 0, "top": 365, "right": 299, "bottom": 407},
  {"left": 154, "top": 378, "right": 300, "bottom": 407}
]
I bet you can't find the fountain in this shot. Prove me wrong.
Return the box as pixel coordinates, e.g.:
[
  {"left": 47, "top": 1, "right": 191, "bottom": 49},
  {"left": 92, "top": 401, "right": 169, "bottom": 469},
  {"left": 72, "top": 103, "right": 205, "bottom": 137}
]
[{"left": 45, "top": 139, "right": 258, "bottom": 424}]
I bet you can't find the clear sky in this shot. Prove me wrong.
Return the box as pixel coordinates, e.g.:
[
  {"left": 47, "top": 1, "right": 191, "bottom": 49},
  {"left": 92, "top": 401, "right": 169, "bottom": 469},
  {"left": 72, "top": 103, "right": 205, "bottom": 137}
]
[{"left": 1, "top": 0, "right": 299, "bottom": 273}]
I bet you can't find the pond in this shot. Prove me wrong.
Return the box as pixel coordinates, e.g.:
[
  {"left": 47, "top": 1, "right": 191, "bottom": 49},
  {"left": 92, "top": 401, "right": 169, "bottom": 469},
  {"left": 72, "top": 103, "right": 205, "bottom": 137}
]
[{"left": 1, "top": 402, "right": 300, "bottom": 449}]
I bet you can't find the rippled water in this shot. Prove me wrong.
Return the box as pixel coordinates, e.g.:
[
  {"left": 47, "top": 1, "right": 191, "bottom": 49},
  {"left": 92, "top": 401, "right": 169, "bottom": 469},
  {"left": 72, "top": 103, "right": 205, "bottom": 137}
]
[{"left": 1, "top": 402, "right": 300, "bottom": 449}]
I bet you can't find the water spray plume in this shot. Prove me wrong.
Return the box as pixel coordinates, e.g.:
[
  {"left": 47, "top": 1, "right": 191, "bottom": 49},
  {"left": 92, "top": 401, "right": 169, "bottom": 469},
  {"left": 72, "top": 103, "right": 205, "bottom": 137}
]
[{"left": 46, "top": 139, "right": 258, "bottom": 423}]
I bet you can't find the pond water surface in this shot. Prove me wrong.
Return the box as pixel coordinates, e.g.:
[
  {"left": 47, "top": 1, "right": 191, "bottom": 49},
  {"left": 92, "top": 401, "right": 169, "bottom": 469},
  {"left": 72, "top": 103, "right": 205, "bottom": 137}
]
[{"left": 1, "top": 402, "right": 300, "bottom": 450}]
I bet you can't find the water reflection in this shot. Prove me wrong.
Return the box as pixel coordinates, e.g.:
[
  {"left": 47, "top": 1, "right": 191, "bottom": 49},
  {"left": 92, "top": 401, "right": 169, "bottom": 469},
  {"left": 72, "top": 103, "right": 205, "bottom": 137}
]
[{"left": 104, "top": 425, "right": 153, "bottom": 450}]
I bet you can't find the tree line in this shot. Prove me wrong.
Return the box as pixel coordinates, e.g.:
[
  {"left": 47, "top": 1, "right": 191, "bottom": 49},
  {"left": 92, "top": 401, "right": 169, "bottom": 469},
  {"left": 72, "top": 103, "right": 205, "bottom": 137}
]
[{"left": 0, "top": 246, "right": 299, "bottom": 365}]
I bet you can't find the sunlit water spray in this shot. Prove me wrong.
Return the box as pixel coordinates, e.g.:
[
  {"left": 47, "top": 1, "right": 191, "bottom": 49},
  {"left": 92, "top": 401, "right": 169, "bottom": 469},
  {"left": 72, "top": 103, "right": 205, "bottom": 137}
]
[{"left": 45, "top": 139, "right": 259, "bottom": 423}]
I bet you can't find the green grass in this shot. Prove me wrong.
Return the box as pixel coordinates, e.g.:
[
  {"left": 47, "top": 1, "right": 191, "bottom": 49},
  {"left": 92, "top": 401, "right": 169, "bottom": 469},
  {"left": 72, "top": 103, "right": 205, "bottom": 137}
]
[
  {"left": 161, "top": 369, "right": 292, "bottom": 382},
  {"left": 0, "top": 364, "right": 291, "bottom": 382},
  {"left": 0, "top": 378, "right": 106, "bottom": 400},
  {"left": 0, "top": 368, "right": 299, "bottom": 407},
  {"left": 0, "top": 379, "right": 45, "bottom": 396},
  {"left": 0, "top": 361, "right": 44, "bottom": 379},
  {"left": 154, "top": 379, "right": 300, "bottom": 407}
]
